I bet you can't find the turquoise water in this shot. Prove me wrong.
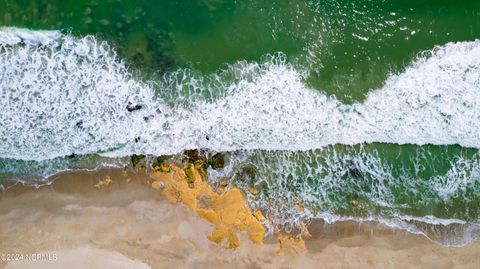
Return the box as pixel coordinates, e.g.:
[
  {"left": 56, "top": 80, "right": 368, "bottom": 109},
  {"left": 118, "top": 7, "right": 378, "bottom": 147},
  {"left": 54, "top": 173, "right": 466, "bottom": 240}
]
[{"left": 1, "top": 0, "right": 480, "bottom": 245}]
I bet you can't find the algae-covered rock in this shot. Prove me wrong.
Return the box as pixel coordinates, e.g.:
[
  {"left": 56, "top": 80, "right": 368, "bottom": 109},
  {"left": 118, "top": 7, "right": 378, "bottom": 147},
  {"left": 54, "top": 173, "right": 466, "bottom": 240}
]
[
  {"left": 152, "top": 155, "right": 172, "bottom": 171},
  {"left": 185, "top": 164, "right": 196, "bottom": 188},
  {"left": 194, "top": 159, "right": 207, "bottom": 181},
  {"left": 242, "top": 164, "right": 257, "bottom": 179},
  {"left": 184, "top": 149, "right": 204, "bottom": 162},
  {"left": 208, "top": 153, "right": 227, "bottom": 169},
  {"left": 183, "top": 149, "right": 209, "bottom": 181},
  {"left": 254, "top": 181, "right": 268, "bottom": 191},
  {"left": 131, "top": 154, "right": 146, "bottom": 167},
  {"left": 159, "top": 164, "right": 171, "bottom": 172}
]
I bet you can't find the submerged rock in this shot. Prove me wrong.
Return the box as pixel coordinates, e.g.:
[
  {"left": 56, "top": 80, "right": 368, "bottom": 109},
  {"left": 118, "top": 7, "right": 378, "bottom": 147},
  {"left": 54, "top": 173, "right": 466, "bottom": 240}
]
[
  {"left": 152, "top": 155, "right": 171, "bottom": 171},
  {"left": 344, "top": 163, "right": 363, "bottom": 178},
  {"left": 184, "top": 149, "right": 205, "bottom": 162},
  {"left": 131, "top": 154, "right": 145, "bottom": 167},
  {"left": 242, "top": 164, "right": 257, "bottom": 179},
  {"left": 208, "top": 153, "right": 227, "bottom": 170}
]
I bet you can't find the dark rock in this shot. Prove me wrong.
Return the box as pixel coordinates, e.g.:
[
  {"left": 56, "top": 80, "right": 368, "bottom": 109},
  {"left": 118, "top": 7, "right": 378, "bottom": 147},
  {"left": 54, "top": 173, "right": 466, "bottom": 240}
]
[
  {"left": 126, "top": 102, "right": 143, "bottom": 112},
  {"left": 75, "top": 120, "right": 84, "bottom": 129},
  {"left": 242, "top": 164, "right": 257, "bottom": 179},
  {"left": 208, "top": 153, "right": 227, "bottom": 169},
  {"left": 345, "top": 164, "right": 363, "bottom": 178},
  {"left": 152, "top": 155, "right": 171, "bottom": 171},
  {"left": 131, "top": 154, "right": 145, "bottom": 167},
  {"left": 184, "top": 149, "right": 205, "bottom": 162},
  {"left": 134, "top": 137, "right": 141, "bottom": 143},
  {"left": 143, "top": 115, "right": 154, "bottom": 122}
]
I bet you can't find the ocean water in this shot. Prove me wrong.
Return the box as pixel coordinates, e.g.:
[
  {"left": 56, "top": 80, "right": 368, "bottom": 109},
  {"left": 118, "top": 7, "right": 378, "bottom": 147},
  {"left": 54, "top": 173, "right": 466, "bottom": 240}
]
[{"left": 1, "top": 0, "right": 480, "bottom": 246}]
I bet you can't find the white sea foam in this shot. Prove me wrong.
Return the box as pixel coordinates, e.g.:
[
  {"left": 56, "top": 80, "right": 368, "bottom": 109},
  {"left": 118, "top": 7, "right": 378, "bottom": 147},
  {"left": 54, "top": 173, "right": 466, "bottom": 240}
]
[
  {"left": 0, "top": 30, "right": 158, "bottom": 160},
  {"left": 224, "top": 148, "right": 480, "bottom": 238},
  {"left": 0, "top": 28, "right": 479, "bottom": 161},
  {"left": 0, "top": 27, "right": 61, "bottom": 45}
]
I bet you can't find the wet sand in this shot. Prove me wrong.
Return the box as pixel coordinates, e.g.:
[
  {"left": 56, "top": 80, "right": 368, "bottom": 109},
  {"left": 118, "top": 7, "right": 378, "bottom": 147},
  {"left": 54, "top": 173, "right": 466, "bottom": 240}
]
[{"left": 1, "top": 169, "right": 479, "bottom": 269}]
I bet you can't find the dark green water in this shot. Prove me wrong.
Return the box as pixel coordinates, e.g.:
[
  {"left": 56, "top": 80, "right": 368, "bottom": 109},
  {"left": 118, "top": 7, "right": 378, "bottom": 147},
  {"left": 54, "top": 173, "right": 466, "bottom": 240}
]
[
  {"left": 2, "top": 0, "right": 480, "bottom": 101},
  {"left": 1, "top": 0, "right": 480, "bottom": 245}
]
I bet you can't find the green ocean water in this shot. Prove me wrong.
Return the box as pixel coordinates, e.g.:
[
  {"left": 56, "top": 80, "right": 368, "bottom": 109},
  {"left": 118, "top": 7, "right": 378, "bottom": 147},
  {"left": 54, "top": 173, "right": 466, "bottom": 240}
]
[
  {"left": 1, "top": 0, "right": 480, "bottom": 245},
  {"left": 3, "top": 0, "right": 480, "bottom": 101}
]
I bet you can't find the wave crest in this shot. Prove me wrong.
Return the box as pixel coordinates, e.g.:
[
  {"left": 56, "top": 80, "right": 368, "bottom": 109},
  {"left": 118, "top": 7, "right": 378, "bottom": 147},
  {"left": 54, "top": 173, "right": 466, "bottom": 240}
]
[{"left": 0, "top": 28, "right": 479, "bottom": 162}]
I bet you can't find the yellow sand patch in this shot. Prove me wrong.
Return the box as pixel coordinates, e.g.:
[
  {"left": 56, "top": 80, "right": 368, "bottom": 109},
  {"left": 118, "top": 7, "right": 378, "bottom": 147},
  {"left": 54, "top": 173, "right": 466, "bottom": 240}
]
[
  {"left": 151, "top": 181, "right": 161, "bottom": 190},
  {"left": 104, "top": 176, "right": 112, "bottom": 185},
  {"left": 94, "top": 176, "right": 113, "bottom": 189},
  {"left": 150, "top": 164, "right": 266, "bottom": 249},
  {"left": 122, "top": 170, "right": 132, "bottom": 183},
  {"left": 276, "top": 233, "right": 309, "bottom": 254},
  {"left": 276, "top": 223, "right": 311, "bottom": 254},
  {"left": 253, "top": 210, "right": 267, "bottom": 222}
]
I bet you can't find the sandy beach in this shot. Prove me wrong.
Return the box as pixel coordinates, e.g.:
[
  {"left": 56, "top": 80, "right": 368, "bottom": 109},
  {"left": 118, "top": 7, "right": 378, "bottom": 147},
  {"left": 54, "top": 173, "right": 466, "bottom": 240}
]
[{"left": 0, "top": 169, "right": 479, "bottom": 269}]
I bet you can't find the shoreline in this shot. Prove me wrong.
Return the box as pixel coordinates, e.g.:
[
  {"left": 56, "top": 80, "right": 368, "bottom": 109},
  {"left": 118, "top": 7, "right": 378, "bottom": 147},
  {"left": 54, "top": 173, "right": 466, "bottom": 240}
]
[{"left": 1, "top": 168, "right": 480, "bottom": 268}]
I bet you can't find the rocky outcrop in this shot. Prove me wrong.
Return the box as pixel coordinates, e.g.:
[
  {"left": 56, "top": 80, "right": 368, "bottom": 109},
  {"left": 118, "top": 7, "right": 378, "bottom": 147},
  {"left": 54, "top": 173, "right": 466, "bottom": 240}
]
[{"left": 149, "top": 161, "right": 265, "bottom": 249}]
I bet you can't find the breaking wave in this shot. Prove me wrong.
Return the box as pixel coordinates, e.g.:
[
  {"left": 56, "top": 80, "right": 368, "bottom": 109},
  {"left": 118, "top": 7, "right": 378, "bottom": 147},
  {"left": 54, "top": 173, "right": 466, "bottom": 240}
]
[{"left": 0, "top": 28, "right": 479, "bottom": 161}]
